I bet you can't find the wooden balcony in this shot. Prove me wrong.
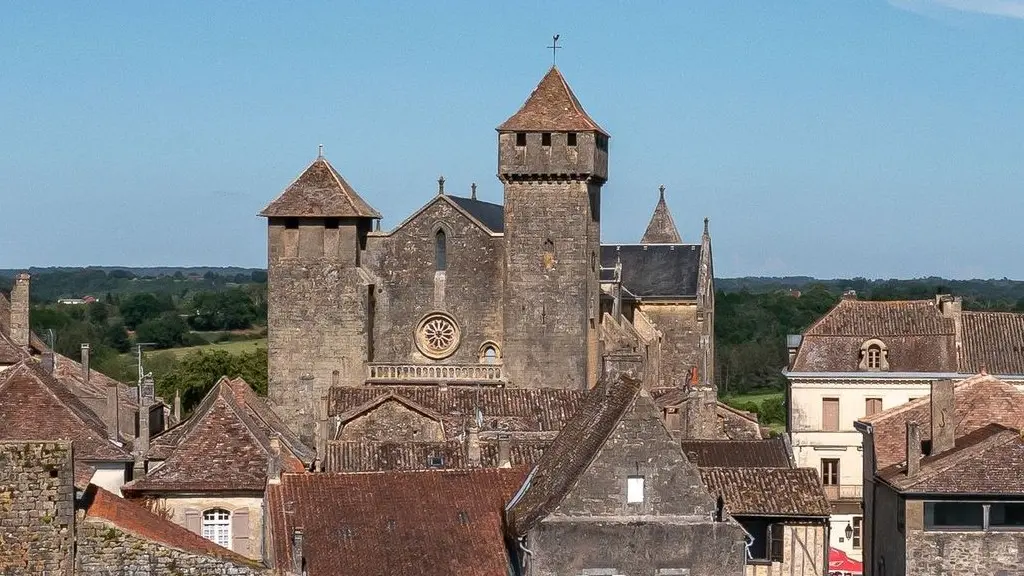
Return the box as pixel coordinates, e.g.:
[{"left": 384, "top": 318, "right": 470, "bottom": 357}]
[{"left": 366, "top": 363, "right": 506, "bottom": 386}]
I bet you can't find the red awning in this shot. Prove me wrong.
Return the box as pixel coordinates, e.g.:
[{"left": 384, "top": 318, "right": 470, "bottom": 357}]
[{"left": 828, "top": 547, "right": 863, "bottom": 575}]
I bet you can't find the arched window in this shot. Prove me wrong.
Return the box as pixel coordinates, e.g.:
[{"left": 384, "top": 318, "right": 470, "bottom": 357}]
[
  {"left": 202, "top": 508, "right": 231, "bottom": 548},
  {"left": 478, "top": 342, "right": 501, "bottom": 364},
  {"left": 866, "top": 345, "right": 882, "bottom": 369},
  {"left": 435, "top": 229, "right": 447, "bottom": 271}
]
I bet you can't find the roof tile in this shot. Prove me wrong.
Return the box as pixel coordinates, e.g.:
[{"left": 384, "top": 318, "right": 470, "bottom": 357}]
[
  {"left": 497, "top": 67, "right": 607, "bottom": 135},
  {"left": 260, "top": 156, "right": 382, "bottom": 219}
]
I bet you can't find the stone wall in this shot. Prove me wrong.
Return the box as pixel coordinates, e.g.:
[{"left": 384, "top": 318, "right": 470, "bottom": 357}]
[
  {"left": 155, "top": 495, "right": 265, "bottom": 561},
  {"left": 76, "top": 520, "right": 267, "bottom": 575},
  {"left": 364, "top": 198, "right": 504, "bottom": 366},
  {"left": 640, "top": 302, "right": 702, "bottom": 388},
  {"left": 0, "top": 441, "right": 75, "bottom": 574},
  {"left": 502, "top": 180, "right": 600, "bottom": 390},
  {"left": 337, "top": 401, "right": 445, "bottom": 442},
  {"left": 902, "top": 498, "right": 1024, "bottom": 576}
]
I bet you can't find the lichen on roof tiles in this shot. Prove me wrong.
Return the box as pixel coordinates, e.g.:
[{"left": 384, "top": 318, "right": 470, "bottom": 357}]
[
  {"left": 259, "top": 156, "right": 382, "bottom": 219},
  {"left": 497, "top": 66, "right": 608, "bottom": 135}
]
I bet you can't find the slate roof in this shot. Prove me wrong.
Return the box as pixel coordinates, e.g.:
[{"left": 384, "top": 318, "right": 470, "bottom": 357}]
[
  {"left": 81, "top": 485, "right": 262, "bottom": 567},
  {"left": 259, "top": 156, "right": 382, "bottom": 219},
  {"left": 505, "top": 375, "right": 644, "bottom": 535},
  {"left": 447, "top": 195, "right": 505, "bottom": 233},
  {"left": 124, "top": 377, "right": 313, "bottom": 493},
  {"left": 960, "top": 311, "right": 1024, "bottom": 374},
  {"left": 324, "top": 439, "right": 549, "bottom": 472},
  {"left": 859, "top": 373, "right": 1024, "bottom": 470},
  {"left": 790, "top": 298, "right": 957, "bottom": 373},
  {"left": 700, "top": 467, "right": 831, "bottom": 517},
  {"left": 877, "top": 424, "right": 1024, "bottom": 495},
  {"left": 600, "top": 244, "right": 702, "bottom": 298},
  {"left": 640, "top": 188, "right": 682, "bottom": 244},
  {"left": 0, "top": 361, "right": 133, "bottom": 467},
  {"left": 328, "top": 386, "right": 586, "bottom": 437},
  {"left": 681, "top": 438, "right": 791, "bottom": 468},
  {"left": 266, "top": 467, "right": 528, "bottom": 576},
  {"left": 497, "top": 66, "right": 608, "bottom": 135}
]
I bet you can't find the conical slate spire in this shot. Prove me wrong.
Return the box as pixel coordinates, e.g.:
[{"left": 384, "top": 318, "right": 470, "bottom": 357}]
[
  {"left": 640, "top": 185, "right": 682, "bottom": 244},
  {"left": 498, "top": 66, "right": 608, "bottom": 136}
]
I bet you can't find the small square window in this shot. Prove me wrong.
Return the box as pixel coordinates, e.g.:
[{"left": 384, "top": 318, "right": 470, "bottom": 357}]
[
  {"left": 325, "top": 218, "right": 339, "bottom": 229},
  {"left": 541, "top": 132, "right": 552, "bottom": 147},
  {"left": 515, "top": 132, "right": 526, "bottom": 147},
  {"left": 285, "top": 218, "right": 299, "bottom": 230},
  {"left": 627, "top": 476, "right": 644, "bottom": 503},
  {"left": 567, "top": 132, "right": 577, "bottom": 146}
]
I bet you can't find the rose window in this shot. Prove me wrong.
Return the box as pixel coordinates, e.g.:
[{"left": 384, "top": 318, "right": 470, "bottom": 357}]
[{"left": 415, "top": 312, "right": 461, "bottom": 359}]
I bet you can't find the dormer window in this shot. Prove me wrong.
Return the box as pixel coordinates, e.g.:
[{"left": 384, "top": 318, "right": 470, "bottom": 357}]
[
  {"left": 859, "top": 339, "right": 890, "bottom": 371},
  {"left": 515, "top": 132, "right": 526, "bottom": 147}
]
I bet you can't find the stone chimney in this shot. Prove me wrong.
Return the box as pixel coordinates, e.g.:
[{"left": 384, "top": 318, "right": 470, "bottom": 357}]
[
  {"left": 497, "top": 433, "right": 511, "bottom": 468},
  {"left": 268, "top": 435, "right": 282, "bottom": 484},
  {"left": 466, "top": 421, "right": 481, "bottom": 468},
  {"left": 930, "top": 379, "right": 955, "bottom": 455},
  {"left": 292, "top": 527, "right": 304, "bottom": 575},
  {"left": 134, "top": 374, "right": 154, "bottom": 478},
  {"left": 906, "top": 421, "right": 921, "bottom": 477},
  {"left": 10, "top": 273, "right": 30, "bottom": 347},
  {"left": 173, "top": 389, "right": 181, "bottom": 422},
  {"left": 106, "top": 382, "right": 120, "bottom": 441},
  {"left": 81, "top": 343, "right": 91, "bottom": 384}
]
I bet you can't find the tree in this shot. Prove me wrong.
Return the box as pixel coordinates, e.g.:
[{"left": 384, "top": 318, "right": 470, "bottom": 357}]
[
  {"left": 120, "top": 293, "right": 170, "bottom": 330},
  {"left": 103, "top": 321, "right": 131, "bottom": 353},
  {"left": 135, "top": 313, "right": 189, "bottom": 349},
  {"left": 157, "top": 347, "right": 267, "bottom": 413}
]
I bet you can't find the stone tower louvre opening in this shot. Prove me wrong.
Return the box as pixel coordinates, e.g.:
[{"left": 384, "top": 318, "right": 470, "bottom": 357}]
[{"left": 498, "top": 67, "right": 608, "bottom": 390}]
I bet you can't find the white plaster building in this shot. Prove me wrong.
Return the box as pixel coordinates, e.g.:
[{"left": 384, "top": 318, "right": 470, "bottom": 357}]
[{"left": 784, "top": 293, "right": 1024, "bottom": 562}]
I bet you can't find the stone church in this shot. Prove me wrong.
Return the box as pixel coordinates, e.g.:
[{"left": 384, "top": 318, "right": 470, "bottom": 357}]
[{"left": 260, "top": 66, "right": 717, "bottom": 447}]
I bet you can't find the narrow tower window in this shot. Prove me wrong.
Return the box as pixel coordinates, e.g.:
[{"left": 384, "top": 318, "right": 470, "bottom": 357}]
[
  {"left": 567, "top": 132, "right": 577, "bottom": 146},
  {"left": 285, "top": 218, "right": 299, "bottom": 230},
  {"left": 541, "top": 132, "right": 552, "bottom": 147},
  {"left": 324, "top": 218, "right": 339, "bottom": 229},
  {"left": 515, "top": 132, "right": 526, "bottom": 147},
  {"left": 435, "top": 229, "right": 447, "bottom": 271}
]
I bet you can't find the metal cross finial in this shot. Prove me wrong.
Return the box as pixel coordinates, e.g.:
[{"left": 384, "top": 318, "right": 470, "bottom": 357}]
[
  {"left": 547, "top": 34, "right": 561, "bottom": 65},
  {"left": 659, "top": 184, "right": 666, "bottom": 200},
  {"left": 438, "top": 175, "right": 445, "bottom": 195},
  {"left": 318, "top": 144, "right": 323, "bottom": 158}
]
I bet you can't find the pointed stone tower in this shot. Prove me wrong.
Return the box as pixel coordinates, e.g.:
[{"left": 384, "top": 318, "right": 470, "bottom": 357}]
[
  {"left": 640, "top": 185, "right": 682, "bottom": 244},
  {"left": 498, "top": 67, "right": 609, "bottom": 390},
  {"left": 260, "top": 154, "right": 381, "bottom": 445}
]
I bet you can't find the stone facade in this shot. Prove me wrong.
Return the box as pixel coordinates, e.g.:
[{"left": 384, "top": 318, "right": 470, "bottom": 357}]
[
  {"left": 75, "top": 521, "right": 267, "bottom": 575},
  {"left": 746, "top": 523, "right": 827, "bottom": 576},
  {"left": 335, "top": 399, "right": 445, "bottom": 442},
  {"left": 0, "top": 441, "right": 75, "bottom": 575},
  {"left": 263, "top": 67, "right": 715, "bottom": 441}
]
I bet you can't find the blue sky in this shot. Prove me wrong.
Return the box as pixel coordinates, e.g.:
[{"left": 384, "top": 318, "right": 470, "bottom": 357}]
[{"left": 2, "top": 1, "right": 1022, "bottom": 278}]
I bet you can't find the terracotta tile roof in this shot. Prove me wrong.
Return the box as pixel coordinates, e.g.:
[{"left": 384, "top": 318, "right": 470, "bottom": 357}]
[
  {"left": 81, "top": 484, "right": 262, "bottom": 568},
  {"left": 0, "top": 361, "right": 132, "bottom": 466},
  {"left": 266, "top": 467, "right": 528, "bottom": 576},
  {"left": 877, "top": 424, "right": 1024, "bottom": 495},
  {"left": 505, "top": 375, "right": 643, "bottom": 535},
  {"left": 640, "top": 188, "right": 682, "bottom": 244},
  {"left": 324, "top": 439, "right": 549, "bottom": 472},
  {"left": 681, "top": 438, "right": 791, "bottom": 468},
  {"left": 651, "top": 388, "right": 766, "bottom": 440},
  {"left": 0, "top": 330, "right": 26, "bottom": 364},
  {"left": 791, "top": 299, "right": 957, "bottom": 373},
  {"left": 960, "top": 311, "right": 1024, "bottom": 374},
  {"left": 124, "top": 377, "right": 312, "bottom": 493},
  {"left": 497, "top": 66, "right": 608, "bottom": 135},
  {"left": 328, "top": 386, "right": 586, "bottom": 437},
  {"left": 860, "top": 373, "right": 1024, "bottom": 469},
  {"left": 700, "top": 467, "right": 831, "bottom": 517},
  {"left": 259, "top": 156, "right": 382, "bottom": 219}
]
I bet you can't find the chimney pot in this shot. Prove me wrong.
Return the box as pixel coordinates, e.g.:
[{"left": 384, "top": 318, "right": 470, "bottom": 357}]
[
  {"left": 268, "top": 434, "right": 282, "bottom": 483},
  {"left": 106, "top": 384, "right": 120, "bottom": 441},
  {"left": 292, "top": 527, "right": 305, "bottom": 575},
  {"left": 906, "top": 421, "right": 921, "bottom": 477},
  {"left": 930, "top": 379, "right": 955, "bottom": 455},
  {"left": 81, "top": 343, "right": 91, "bottom": 384},
  {"left": 497, "top": 433, "right": 511, "bottom": 468},
  {"left": 41, "top": 350, "right": 55, "bottom": 375},
  {"left": 10, "top": 273, "right": 30, "bottom": 348}
]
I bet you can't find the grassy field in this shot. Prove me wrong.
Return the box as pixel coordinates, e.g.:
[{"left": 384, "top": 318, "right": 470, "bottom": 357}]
[
  {"left": 161, "top": 338, "right": 267, "bottom": 358},
  {"left": 720, "top": 389, "right": 785, "bottom": 435}
]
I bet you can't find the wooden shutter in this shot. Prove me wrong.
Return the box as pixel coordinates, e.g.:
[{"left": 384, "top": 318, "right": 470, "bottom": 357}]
[
  {"left": 822, "top": 398, "right": 839, "bottom": 431},
  {"left": 769, "top": 523, "right": 785, "bottom": 563},
  {"left": 184, "top": 509, "right": 201, "bottom": 534},
  {"left": 232, "top": 508, "right": 251, "bottom": 556},
  {"left": 866, "top": 398, "right": 882, "bottom": 416}
]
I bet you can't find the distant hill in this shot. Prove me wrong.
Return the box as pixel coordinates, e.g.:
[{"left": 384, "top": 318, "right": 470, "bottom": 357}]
[{"left": 0, "top": 267, "right": 266, "bottom": 302}]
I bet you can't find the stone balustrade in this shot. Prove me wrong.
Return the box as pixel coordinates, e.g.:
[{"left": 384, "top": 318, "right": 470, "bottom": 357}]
[{"left": 366, "top": 363, "right": 506, "bottom": 385}]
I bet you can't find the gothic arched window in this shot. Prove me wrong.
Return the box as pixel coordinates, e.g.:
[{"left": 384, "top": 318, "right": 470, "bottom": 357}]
[{"left": 435, "top": 229, "right": 447, "bottom": 271}]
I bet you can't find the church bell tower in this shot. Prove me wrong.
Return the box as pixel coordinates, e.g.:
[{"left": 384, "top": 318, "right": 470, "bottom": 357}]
[{"left": 497, "top": 66, "right": 609, "bottom": 390}]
